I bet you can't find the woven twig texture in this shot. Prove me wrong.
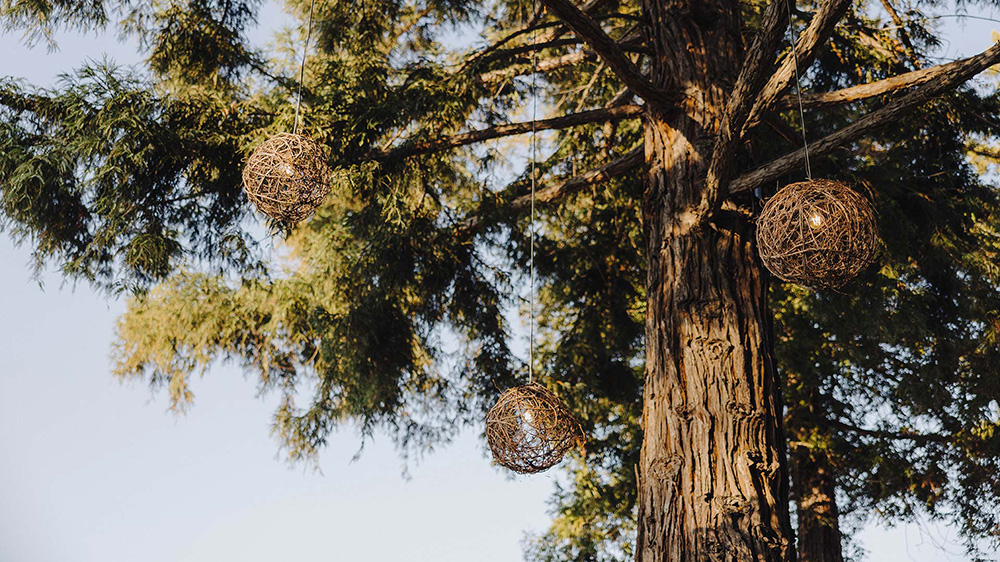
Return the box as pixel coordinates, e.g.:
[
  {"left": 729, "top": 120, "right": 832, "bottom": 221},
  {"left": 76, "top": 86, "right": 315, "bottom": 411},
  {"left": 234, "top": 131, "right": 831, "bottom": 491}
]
[
  {"left": 242, "top": 133, "right": 330, "bottom": 223},
  {"left": 756, "top": 179, "right": 880, "bottom": 289},
  {"left": 486, "top": 384, "right": 582, "bottom": 474}
]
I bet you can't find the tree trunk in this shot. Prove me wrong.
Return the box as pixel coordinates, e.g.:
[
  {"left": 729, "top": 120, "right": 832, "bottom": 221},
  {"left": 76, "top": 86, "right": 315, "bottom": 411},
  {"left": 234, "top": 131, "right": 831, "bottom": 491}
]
[
  {"left": 635, "top": 2, "right": 794, "bottom": 561},
  {"left": 792, "top": 446, "right": 844, "bottom": 562}
]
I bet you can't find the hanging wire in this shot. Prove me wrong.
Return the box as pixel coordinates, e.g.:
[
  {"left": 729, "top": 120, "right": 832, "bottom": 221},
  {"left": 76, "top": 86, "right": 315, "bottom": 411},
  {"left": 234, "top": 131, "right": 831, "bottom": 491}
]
[
  {"left": 527, "top": 3, "right": 539, "bottom": 385},
  {"left": 293, "top": 0, "right": 317, "bottom": 135},
  {"left": 785, "top": 0, "right": 812, "bottom": 180}
]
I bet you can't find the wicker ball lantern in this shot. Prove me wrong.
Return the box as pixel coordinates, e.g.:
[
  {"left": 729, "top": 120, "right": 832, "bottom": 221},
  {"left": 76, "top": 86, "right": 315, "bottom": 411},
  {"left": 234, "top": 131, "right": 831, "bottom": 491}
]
[
  {"left": 242, "top": 133, "right": 331, "bottom": 223},
  {"left": 486, "top": 384, "right": 583, "bottom": 474},
  {"left": 756, "top": 179, "right": 880, "bottom": 289}
]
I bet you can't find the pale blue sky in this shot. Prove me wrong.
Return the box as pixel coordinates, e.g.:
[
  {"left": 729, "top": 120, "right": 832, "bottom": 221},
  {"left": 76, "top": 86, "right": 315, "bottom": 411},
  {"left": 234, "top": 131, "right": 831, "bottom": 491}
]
[
  {"left": 0, "top": 237, "right": 556, "bottom": 562},
  {"left": 1, "top": 2, "right": 998, "bottom": 561}
]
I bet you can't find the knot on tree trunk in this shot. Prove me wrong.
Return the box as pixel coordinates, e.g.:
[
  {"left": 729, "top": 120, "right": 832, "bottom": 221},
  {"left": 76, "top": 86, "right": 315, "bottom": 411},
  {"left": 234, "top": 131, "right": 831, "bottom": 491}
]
[
  {"left": 726, "top": 400, "right": 759, "bottom": 418},
  {"left": 712, "top": 494, "right": 752, "bottom": 516},
  {"left": 702, "top": 337, "right": 735, "bottom": 360},
  {"left": 648, "top": 454, "right": 684, "bottom": 481}
]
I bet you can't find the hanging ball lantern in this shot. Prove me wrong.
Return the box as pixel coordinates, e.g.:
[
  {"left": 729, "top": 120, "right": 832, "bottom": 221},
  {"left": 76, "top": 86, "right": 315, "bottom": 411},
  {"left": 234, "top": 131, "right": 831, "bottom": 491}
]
[
  {"left": 486, "top": 384, "right": 583, "bottom": 474},
  {"left": 756, "top": 178, "right": 880, "bottom": 289},
  {"left": 242, "top": 133, "right": 331, "bottom": 223}
]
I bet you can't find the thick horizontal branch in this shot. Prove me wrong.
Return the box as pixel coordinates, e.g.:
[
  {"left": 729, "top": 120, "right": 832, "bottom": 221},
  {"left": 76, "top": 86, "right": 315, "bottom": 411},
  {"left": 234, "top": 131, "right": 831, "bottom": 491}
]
[
  {"left": 730, "top": 41, "right": 1000, "bottom": 194},
  {"left": 742, "top": 0, "right": 854, "bottom": 135},
  {"left": 538, "top": 0, "right": 677, "bottom": 108},
  {"left": 377, "top": 104, "right": 643, "bottom": 161},
  {"left": 459, "top": 146, "right": 644, "bottom": 233},
  {"left": 777, "top": 53, "right": 981, "bottom": 109}
]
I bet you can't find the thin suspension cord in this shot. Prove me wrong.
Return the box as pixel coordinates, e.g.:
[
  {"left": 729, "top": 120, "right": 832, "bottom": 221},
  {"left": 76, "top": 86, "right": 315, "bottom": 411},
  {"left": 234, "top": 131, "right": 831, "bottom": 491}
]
[
  {"left": 785, "top": 0, "right": 812, "bottom": 179},
  {"left": 293, "top": 0, "right": 317, "bottom": 135},
  {"left": 528, "top": 5, "right": 539, "bottom": 385}
]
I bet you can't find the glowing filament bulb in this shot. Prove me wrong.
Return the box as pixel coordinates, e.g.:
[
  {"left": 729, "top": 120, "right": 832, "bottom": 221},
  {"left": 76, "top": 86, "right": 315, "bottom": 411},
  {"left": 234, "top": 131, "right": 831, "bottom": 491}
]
[
  {"left": 808, "top": 212, "right": 824, "bottom": 229},
  {"left": 282, "top": 164, "right": 296, "bottom": 177}
]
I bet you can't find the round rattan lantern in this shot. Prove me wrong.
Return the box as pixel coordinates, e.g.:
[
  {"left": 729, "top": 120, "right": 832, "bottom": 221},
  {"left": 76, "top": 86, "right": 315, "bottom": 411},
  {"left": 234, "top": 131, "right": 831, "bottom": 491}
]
[
  {"left": 242, "top": 133, "right": 331, "bottom": 223},
  {"left": 756, "top": 178, "right": 880, "bottom": 289},
  {"left": 486, "top": 383, "right": 582, "bottom": 474}
]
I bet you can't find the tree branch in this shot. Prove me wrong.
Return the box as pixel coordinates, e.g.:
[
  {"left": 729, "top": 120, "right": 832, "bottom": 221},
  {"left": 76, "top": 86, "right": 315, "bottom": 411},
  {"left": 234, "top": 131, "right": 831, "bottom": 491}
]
[
  {"left": 477, "top": 32, "right": 648, "bottom": 82},
  {"left": 730, "top": 41, "right": 1000, "bottom": 194},
  {"left": 376, "top": 104, "right": 644, "bottom": 161},
  {"left": 476, "top": 33, "right": 648, "bottom": 72},
  {"left": 463, "top": 0, "right": 614, "bottom": 71},
  {"left": 776, "top": 53, "right": 979, "bottom": 109},
  {"left": 705, "top": 0, "right": 788, "bottom": 210},
  {"left": 520, "top": 0, "right": 616, "bottom": 49},
  {"left": 833, "top": 419, "right": 951, "bottom": 444},
  {"left": 763, "top": 113, "right": 799, "bottom": 144},
  {"left": 462, "top": 23, "right": 562, "bottom": 70},
  {"left": 879, "top": 0, "right": 920, "bottom": 65},
  {"left": 742, "top": 0, "right": 854, "bottom": 135},
  {"left": 479, "top": 50, "right": 595, "bottom": 83},
  {"left": 459, "top": 146, "right": 644, "bottom": 233},
  {"left": 538, "top": 0, "right": 676, "bottom": 108},
  {"left": 478, "top": 37, "right": 581, "bottom": 65}
]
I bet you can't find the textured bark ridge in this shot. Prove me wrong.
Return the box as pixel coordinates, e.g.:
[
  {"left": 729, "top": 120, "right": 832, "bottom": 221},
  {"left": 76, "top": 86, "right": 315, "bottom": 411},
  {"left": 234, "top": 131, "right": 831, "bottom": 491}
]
[
  {"left": 792, "top": 446, "right": 845, "bottom": 562},
  {"left": 636, "top": 2, "right": 793, "bottom": 560}
]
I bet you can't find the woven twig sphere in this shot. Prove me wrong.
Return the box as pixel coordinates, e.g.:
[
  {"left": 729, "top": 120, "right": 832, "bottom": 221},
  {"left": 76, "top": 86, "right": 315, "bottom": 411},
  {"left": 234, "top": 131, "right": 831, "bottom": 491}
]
[
  {"left": 756, "top": 179, "right": 880, "bottom": 289},
  {"left": 242, "top": 133, "right": 331, "bottom": 222},
  {"left": 486, "top": 384, "right": 582, "bottom": 474}
]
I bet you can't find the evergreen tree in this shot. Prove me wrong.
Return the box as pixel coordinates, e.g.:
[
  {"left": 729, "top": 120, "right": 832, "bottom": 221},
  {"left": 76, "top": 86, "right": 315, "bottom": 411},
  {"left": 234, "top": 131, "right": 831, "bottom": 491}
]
[{"left": 2, "top": 0, "right": 1000, "bottom": 560}]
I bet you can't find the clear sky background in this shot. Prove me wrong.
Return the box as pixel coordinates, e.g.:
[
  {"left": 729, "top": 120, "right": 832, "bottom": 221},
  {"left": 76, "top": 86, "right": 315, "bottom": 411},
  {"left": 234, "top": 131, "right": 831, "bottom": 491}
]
[{"left": 0, "top": 2, "right": 998, "bottom": 561}]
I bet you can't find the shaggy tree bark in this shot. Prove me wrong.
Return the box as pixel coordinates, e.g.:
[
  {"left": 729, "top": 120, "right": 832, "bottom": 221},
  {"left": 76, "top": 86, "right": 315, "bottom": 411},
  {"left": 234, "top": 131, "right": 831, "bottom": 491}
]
[{"left": 635, "top": 1, "right": 793, "bottom": 560}]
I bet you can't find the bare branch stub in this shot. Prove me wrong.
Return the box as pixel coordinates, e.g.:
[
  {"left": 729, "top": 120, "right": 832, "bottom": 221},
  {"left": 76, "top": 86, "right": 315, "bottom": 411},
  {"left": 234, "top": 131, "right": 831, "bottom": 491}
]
[
  {"left": 242, "top": 133, "right": 331, "bottom": 223},
  {"left": 486, "top": 384, "right": 584, "bottom": 474},
  {"left": 756, "top": 179, "right": 880, "bottom": 289}
]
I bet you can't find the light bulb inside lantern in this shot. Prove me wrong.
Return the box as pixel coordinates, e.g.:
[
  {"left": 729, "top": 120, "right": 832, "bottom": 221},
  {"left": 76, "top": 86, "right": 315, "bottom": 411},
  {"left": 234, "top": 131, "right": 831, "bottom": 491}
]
[
  {"left": 808, "top": 212, "right": 824, "bottom": 229},
  {"left": 522, "top": 409, "right": 534, "bottom": 425},
  {"left": 282, "top": 164, "right": 296, "bottom": 177}
]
